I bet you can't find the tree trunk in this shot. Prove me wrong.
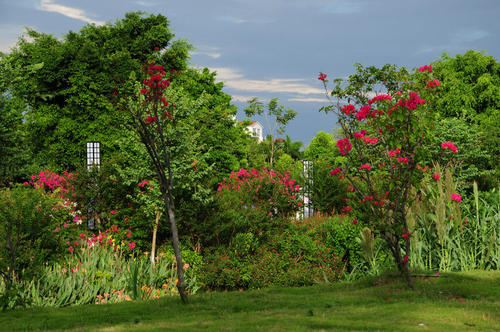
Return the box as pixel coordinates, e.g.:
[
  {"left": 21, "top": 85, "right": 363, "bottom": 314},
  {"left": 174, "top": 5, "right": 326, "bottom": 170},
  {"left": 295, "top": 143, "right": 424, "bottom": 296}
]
[
  {"left": 163, "top": 193, "right": 189, "bottom": 303},
  {"left": 151, "top": 210, "right": 161, "bottom": 265},
  {"left": 384, "top": 231, "right": 415, "bottom": 290}
]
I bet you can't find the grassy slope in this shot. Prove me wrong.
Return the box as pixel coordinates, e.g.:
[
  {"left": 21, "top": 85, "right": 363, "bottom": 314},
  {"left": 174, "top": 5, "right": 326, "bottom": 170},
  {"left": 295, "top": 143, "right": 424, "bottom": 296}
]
[{"left": 1, "top": 271, "right": 499, "bottom": 332}]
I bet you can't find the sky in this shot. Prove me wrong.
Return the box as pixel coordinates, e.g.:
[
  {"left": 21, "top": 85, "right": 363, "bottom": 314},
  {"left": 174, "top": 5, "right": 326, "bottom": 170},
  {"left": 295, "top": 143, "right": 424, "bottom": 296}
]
[{"left": 0, "top": 0, "right": 499, "bottom": 145}]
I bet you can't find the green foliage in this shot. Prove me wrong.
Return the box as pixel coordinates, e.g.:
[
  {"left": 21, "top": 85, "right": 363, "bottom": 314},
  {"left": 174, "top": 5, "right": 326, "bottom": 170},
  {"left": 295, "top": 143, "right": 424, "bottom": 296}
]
[
  {"left": 408, "top": 169, "right": 499, "bottom": 272},
  {"left": 0, "top": 244, "right": 200, "bottom": 309},
  {"left": 200, "top": 221, "right": 344, "bottom": 290},
  {"left": 1, "top": 12, "right": 185, "bottom": 172},
  {"left": 0, "top": 186, "right": 74, "bottom": 297},
  {"left": 432, "top": 50, "right": 500, "bottom": 189},
  {"left": 309, "top": 159, "right": 349, "bottom": 214},
  {"left": 205, "top": 168, "right": 301, "bottom": 247}
]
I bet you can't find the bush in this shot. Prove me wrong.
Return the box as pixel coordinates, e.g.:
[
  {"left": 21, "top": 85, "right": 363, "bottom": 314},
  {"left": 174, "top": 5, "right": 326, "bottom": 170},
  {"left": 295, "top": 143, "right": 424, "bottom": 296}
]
[
  {"left": 199, "top": 220, "right": 345, "bottom": 290},
  {"left": 201, "top": 168, "right": 301, "bottom": 247},
  {"left": 0, "top": 185, "right": 74, "bottom": 308}
]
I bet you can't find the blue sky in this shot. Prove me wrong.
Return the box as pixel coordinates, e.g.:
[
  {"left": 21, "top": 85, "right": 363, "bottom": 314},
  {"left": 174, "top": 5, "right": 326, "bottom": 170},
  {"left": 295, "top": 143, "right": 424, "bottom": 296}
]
[{"left": 0, "top": 0, "right": 499, "bottom": 144}]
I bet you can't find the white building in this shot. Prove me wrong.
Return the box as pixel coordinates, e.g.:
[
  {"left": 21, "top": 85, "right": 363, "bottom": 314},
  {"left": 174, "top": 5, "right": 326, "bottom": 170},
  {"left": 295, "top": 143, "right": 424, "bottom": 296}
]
[{"left": 246, "top": 121, "right": 264, "bottom": 142}]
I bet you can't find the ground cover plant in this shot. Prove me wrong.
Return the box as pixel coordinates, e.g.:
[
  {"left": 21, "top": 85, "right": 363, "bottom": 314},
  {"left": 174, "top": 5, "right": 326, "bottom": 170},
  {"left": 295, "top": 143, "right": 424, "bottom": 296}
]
[{"left": 0, "top": 271, "right": 498, "bottom": 331}]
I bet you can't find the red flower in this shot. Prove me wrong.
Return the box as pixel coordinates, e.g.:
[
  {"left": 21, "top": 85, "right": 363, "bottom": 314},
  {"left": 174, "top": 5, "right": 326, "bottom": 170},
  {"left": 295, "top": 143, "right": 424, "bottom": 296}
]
[
  {"left": 432, "top": 173, "right": 441, "bottom": 182},
  {"left": 128, "top": 242, "right": 136, "bottom": 250},
  {"left": 126, "top": 231, "right": 131, "bottom": 238},
  {"left": 337, "top": 138, "right": 352, "bottom": 155},
  {"left": 403, "top": 255, "right": 409, "bottom": 262},
  {"left": 352, "top": 219, "right": 358, "bottom": 225},
  {"left": 368, "top": 94, "right": 392, "bottom": 104},
  {"left": 341, "top": 206, "right": 352, "bottom": 213},
  {"left": 403, "top": 232, "right": 410, "bottom": 239},
  {"left": 418, "top": 64, "right": 433, "bottom": 73},
  {"left": 360, "top": 164, "right": 371, "bottom": 171},
  {"left": 441, "top": 142, "right": 458, "bottom": 153},
  {"left": 427, "top": 79, "right": 440, "bottom": 88},
  {"left": 318, "top": 72, "right": 327, "bottom": 81},
  {"left": 69, "top": 246, "right": 74, "bottom": 254},
  {"left": 341, "top": 104, "right": 356, "bottom": 115},
  {"left": 330, "top": 167, "right": 341, "bottom": 176},
  {"left": 450, "top": 193, "right": 462, "bottom": 202},
  {"left": 110, "top": 210, "right": 117, "bottom": 215}
]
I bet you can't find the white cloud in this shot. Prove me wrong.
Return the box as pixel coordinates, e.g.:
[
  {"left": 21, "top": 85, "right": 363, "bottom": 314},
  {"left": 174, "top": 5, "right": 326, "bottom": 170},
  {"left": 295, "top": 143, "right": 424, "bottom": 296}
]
[
  {"left": 192, "top": 46, "right": 222, "bottom": 59},
  {"left": 0, "top": 24, "right": 25, "bottom": 53},
  {"left": 210, "top": 67, "right": 324, "bottom": 95},
  {"left": 289, "top": 97, "right": 327, "bottom": 103},
  {"left": 38, "top": 0, "right": 105, "bottom": 25},
  {"left": 230, "top": 95, "right": 254, "bottom": 102}
]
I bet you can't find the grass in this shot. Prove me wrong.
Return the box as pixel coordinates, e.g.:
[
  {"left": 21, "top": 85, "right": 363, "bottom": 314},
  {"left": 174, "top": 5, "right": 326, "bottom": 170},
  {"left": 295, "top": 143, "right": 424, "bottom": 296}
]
[{"left": 1, "top": 271, "right": 499, "bottom": 331}]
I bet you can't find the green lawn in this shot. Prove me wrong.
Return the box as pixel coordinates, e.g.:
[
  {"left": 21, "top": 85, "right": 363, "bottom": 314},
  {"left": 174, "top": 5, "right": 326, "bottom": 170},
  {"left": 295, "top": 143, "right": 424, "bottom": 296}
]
[{"left": 1, "top": 271, "right": 499, "bottom": 331}]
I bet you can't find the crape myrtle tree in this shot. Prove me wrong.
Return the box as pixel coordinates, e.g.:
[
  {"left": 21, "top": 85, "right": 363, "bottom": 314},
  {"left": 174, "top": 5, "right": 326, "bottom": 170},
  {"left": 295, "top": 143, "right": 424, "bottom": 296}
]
[
  {"left": 318, "top": 64, "right": 460, "bottom": 288},
  {"left": 116, "top": 46, "right": 196, "bottom": 302}
]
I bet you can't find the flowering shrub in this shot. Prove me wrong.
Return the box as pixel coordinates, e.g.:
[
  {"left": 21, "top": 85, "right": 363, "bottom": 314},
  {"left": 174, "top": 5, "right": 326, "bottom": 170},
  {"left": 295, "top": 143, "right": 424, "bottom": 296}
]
[
  {"left": 208, "top": 168, "right": 301, "bottom": 246},
  {"left": 319, "top": 63, "right": 458, "bottom": 288}
]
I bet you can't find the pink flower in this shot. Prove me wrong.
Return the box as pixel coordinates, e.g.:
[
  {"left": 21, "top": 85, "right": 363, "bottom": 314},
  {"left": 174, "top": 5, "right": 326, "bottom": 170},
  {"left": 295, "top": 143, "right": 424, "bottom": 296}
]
[
  {"left": 352, "top": 219, "right": 358, "bottom": 225},
  {"left": 128, "top": 242, "right": 136, "bottom": 250},
  {"left": 441, "top": 142, "right": 458, "bottom": 153},
  {"left": 330, "top": 167, "right": 341, "bottom": 176},
  {"left": 80, "top": 233, "right": 86, "bottom": 240},
  {"left": 110, "top": 210, "right": 117, "bottom": 215},
  {"left": 341, "top": 104, "right": 356, "bottom": 115},
  {"left": 403, "top": 255, "right": 409, "bottom": 262},
  {"left": 427, "top": 79, "right": 440, "bottom": 88},
  {"left": 337, "top": 138, "right": 352, "bottom": 155},
  {"left": 360, "top": 164, "right": 371, "bottom": 171},
  {"left": 356, "top": 105, "right": 371, "bottom": 121},
  {"left": 450, "top": 193, "right": 462, "bottom": 202},
  {"left": 126, "top": 231, "right": 131, "bottom": 238},
  {"left": 54, "top": 227, "right": 61, "bottom": 233},
  {"left": 318, "top": 72, "right": 327, "bottom": 81},
  {"left": 403, "top": 232, "right": 410, "bottom": 239},
  {"left": 341, "top": 206, "right": 352, "bottom": 213},
  {"left": 418, "top": 64, "right": 433, "bottom": 73},
  {"left": 432, "top": 173, "right": 441, "bottom": 182},
  {"left": 397, "top": 157, "right": 409, "bottom": 165},
  {"left": 69, "top": 246, "right": 74, "bottom": 254},
  {"left": 368, "top": 94, "right": 392, "bottom": 104}
]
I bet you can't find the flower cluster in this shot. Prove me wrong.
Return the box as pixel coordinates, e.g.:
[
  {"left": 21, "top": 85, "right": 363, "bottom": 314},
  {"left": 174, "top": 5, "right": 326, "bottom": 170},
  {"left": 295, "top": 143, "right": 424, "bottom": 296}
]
[
  {"left": 318, "top": 72, "right": 327, "bottom": 81},
  {"left": 336, "top": 138, "right": 352, "bottom": 155},
  {"left": 441, "top": 141, "right": 458, "bottom": 153},
  {"left": 418, "top": 64, "right": 433, "bottom": 73}
]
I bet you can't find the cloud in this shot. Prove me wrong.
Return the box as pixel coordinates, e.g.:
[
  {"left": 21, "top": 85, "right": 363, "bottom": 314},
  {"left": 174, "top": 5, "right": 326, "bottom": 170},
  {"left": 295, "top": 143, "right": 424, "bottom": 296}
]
[
  {"left": 192, "top": 45, "right": 222, "bottom": 59},
  {"left": 230, "top": 95, "right": 254, "bottom": 102},
  {"left": 452, "top": 28, "right": 490, "bottom": 43},
  {"left": 0, "top": 24, "right": 25, "bottom": 53},
  {"left": 210, "top": 67, "right": 324, "bottom": 95},
  {"left": 38, "top": 0, "right": 104, "bottom": 25},
  {"left": 217, "top": 16, "right": 275, "bottom": 24},
  {"left": 418, "top": 28, "right": 490, "bottom": 55},
  {"left": 288, "top": 97, "right": 327, "bottom": 103}
]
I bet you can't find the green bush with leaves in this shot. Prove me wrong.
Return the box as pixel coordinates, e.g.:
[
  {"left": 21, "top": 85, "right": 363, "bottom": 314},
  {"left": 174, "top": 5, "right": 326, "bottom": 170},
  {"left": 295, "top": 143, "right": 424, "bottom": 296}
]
[
  {"left": 200, "top": 220, "right": 344, "bottom": 290},
  {"left": 0, "top": 185, "right": 74, "bottom": 308}
]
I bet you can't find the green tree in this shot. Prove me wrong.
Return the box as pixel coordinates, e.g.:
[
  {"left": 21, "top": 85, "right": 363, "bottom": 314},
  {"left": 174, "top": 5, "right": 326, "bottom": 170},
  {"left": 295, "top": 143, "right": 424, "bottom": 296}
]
[
  {"left": 244, "top": 98, "right": 297, "bottom": 169},
  {"left": 432, "top": 50, "right": 500, "bottom": 189},
  {"left": 1, "top": 12, "right": 183, "bottom": 173}
]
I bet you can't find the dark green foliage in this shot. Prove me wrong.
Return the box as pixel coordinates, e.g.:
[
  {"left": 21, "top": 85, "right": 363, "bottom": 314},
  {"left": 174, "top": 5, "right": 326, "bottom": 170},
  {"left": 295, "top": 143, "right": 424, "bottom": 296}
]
[
  {"left": 2, "top": 12, "right": 184, "bottom": 173},
  {"left": 200, "top": 221, "right": 344, "bottom": 290},
  {"left": 0, "top": 186, "right": 74, "bottom": 291},
  {"left": 432, "top": 50, "right": 500, "bottom": 189},
  {"left": 310, "top": 159, "right": 349, "bottom": 214}
]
